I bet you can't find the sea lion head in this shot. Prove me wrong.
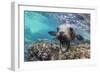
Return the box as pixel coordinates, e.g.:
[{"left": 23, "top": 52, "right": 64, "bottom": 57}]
[{"left": 57, "top": 24, "right": 76, "bottom": 40}]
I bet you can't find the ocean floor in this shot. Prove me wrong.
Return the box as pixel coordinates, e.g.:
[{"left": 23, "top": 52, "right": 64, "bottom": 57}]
[{"left": 24, "top": 39, "right": 90, "bottom": 62}]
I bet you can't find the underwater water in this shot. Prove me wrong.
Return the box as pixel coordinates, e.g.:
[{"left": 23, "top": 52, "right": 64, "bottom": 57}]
[{"left": 24, "top": 11, "right": 90, "bottom": 61}]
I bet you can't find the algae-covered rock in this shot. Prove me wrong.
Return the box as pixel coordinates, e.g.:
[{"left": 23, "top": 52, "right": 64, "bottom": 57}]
[{"left": 25, "top": 39, "right": 90, "bottom": 61}]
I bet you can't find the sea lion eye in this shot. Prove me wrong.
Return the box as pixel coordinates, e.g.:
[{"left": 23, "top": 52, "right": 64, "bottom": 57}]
[{"left": 69, "top": 27, "right": 73, "bottom": 32}]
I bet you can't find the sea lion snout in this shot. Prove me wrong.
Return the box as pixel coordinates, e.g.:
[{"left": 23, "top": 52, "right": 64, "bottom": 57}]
[{"left": 59, "top": 32, "right": 64, "bottom": 35}]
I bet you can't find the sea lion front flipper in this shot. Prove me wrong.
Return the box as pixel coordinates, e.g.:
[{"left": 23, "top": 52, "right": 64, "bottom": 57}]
[
  {"left": 48, "top": 31, "right": 57, "bottom": 36},
  {"left": 76, "top": 34, "right": 84, "bottom": 41}
]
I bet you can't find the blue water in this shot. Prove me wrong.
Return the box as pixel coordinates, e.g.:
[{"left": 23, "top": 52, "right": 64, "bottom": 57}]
[{"left": 24, "top": 11, "right": 90, "bottom": 46}]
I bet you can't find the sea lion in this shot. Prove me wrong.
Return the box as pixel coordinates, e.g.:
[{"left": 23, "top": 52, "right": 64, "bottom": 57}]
[{"left": 48, "top": 24, "right": 76, "bottom": 51}]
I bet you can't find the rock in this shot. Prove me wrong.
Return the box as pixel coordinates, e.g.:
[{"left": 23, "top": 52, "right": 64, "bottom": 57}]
[
  {"left": 61, "top": 48, "right": 67, "bottom": 52},
  {"left": 25, "top": 39, "right": 90, "bottom": 61}
]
